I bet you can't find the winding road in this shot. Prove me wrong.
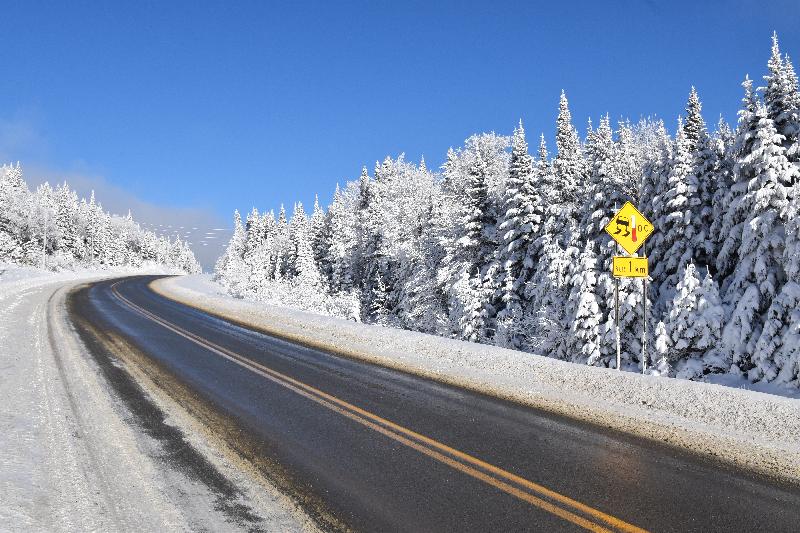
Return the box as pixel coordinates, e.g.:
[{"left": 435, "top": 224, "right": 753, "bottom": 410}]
[{"left": 68, "top": 276, "right": 800, "bottom": 532}]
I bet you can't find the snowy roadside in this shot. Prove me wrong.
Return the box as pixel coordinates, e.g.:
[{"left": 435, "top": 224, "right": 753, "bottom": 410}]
[
  {"left": 154, "top": 274, "right": 800, "bottom": 485},
  {"left": 0, "top": 267, "right": 314, "bottom": 532}
]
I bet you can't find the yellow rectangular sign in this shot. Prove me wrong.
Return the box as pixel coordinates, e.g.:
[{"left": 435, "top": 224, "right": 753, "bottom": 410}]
[
  {"left": 604, "top": 201, "right": 654, "bottom": 256},
  {"left": 612, "top": 256, "right": 649, "bottom": 278}
]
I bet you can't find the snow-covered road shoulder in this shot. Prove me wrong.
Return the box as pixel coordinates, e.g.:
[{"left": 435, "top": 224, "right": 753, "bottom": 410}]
[
  {"left": 154, "top": 274, "right": 800, "bottom": 486},
  {"left": 0, "top": 268, "right": 313, "bottom": 532}
]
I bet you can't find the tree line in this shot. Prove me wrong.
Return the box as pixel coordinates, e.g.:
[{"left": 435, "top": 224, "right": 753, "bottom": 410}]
[
  {"left": 215, "top": 34, "right": 799, "bottom": 388},
  {"left": 0, "top": 164, "right": 200, "bottom": 274}
]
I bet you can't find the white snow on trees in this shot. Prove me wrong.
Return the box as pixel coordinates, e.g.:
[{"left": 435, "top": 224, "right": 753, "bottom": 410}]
[
  {"left": 0, "top": 164, "right": 200, "bottom": 274},
  {"left": 215, "top": 35, "right": 800, "bottom": 390}
]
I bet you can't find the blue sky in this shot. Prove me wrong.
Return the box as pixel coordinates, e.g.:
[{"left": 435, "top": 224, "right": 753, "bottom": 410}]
[{"left": 1, "top": 1, "right": 798, "bottom": 267}]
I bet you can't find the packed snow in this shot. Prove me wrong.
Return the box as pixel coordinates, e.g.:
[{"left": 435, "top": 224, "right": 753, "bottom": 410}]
[
  {"left": 0, "top": 267, "right": 315, "bottom": 532},
  {"left": 155, "top": 274, "right": 800, "bottom": 484}
]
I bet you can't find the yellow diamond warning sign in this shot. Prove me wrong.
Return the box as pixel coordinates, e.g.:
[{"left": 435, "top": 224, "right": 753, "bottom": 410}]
[
  {"left": 604, "top": 201, "right": 653, "bottom": 255},
  {"left": 612, "top": 256, "right": 649, "bottom": 278}
]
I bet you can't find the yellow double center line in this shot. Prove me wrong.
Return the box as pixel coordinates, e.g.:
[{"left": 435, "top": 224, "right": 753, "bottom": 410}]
[{"left": 110, "top": 281, "right": 648, "bottom": 533}]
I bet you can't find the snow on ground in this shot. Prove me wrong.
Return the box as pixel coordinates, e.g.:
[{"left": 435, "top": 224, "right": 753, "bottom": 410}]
[
  {"left": 155, "top": 274, "right": 800, "bottom": 485},
  {"left": 0, "top": 266, "right": 314, "bottom": 532},
  {"left": 704, "top": 373, "right": 800, "bottom": 400}
]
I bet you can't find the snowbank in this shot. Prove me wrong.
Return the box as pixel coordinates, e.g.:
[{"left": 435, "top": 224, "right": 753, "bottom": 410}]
[{"left": 154, "top": 274, "right": 800, "bottom": 485}]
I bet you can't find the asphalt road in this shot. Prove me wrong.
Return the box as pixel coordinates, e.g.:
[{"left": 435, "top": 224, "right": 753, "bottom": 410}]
[{"left": 68, "top": 276, "right": 800, "bottom": 532}]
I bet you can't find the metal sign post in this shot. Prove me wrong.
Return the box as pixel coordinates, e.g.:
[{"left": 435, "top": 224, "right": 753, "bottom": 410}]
[
  {"left": 615, "top": 274, "right": 621, "bottom": 371},
  {"left": 605, "top": 201, "right": 654, "bottom": 374},
  {"left": 641, "top": 242, "right": 647, "bottom": 374}
]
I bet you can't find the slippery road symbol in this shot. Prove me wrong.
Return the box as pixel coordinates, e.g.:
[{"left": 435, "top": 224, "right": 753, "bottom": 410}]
[
  {"left": 614, "top": 216, "right": 631, "bottom": 238},
  {"left": 605, "top": 202, "right": 653, "bottom": 255}
]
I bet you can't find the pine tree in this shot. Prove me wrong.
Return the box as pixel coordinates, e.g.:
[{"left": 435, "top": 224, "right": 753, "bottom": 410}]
[
  {"left": 652, "top": 321, "right": 672, "bottom": 376},
  {"left": 581, "top": 114, "right": 627, "bottom": 247},
  {"left": 718, "top": 98, "right": 798, "bottom": 371},
  {"left": 55, "top": 182, "right": 81, "bottom": 260},
  {"left": 683, "top": 87, "right": 706, "bottom": 151},
  {"left": 661, "top": 264, "right": 724, "bottom": 378},
  {"left": 275, "top": 204, "right": 289, "bottom": 279},
  {"left": 439, "top": 134, "right": 508, "bottom": 341},
  {"left": 554, "top": 91, "right": 586, "bottom": 214},
  {"left": 762, "top": 33, "right": 800, "bottom": 160},
  {"left": 750, "top": 186, "right": 800, "bottom": 385},
  {"left": 495, "top": 121, "right": 543, "bottom": 347},
  {"left": 684, "top": 88, "right": 718, "bottom": 270},
  {"left": 640, "top": 121, "right": 672, "bottom": 283},
  {"left": 356, "top": 165, "right": 390, "bottom": 323},
  {"left": 527, "top": 131, "right": 581, "bottom": 357},
  {"left": 324, "top": 183, "right": 356, "bottom": 292},
  {"left": 567, "top": 241, "right": 602, "bottom": 364},
  {"left": 652, "top": 118, "right": 700, "bottom": 307},
  {"left": 751, "top": 281, "right": 800, "bottom": 385},
  {"left": 309, "top": 194, "right": 328, "bottom": 275},
  {"left": 709, "top": 117, "right": 736, "bottom": 267},
  {"left": 214, "top": 210, "right": 249, "bottom": 292},
  {"left": 614, "top": 120, "right": 641, "bottom": 200},
  {"left": 716, "top": 76, "right": 761, "bottom": 283},
  {"left": 291, "top": 204, "right": 323, "bottom": 287}
]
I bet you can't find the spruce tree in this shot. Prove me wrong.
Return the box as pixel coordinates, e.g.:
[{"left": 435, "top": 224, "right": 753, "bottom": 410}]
[
  {"left": 662, "top": 264, "right": 724, "bottom": 378},
  {"left": 709, "top": 117, "right": 736, "bottom": 267},
  {"left": 309, "top": 194, "right": 328, "bottom": 275},
  {"left": 639, "top": 121, "right": 672, "bottom": 276},
  {"left": 214, "top": 210, "right": 249, "bottom": 292},
  {"left": 554, "top": 90, "right": 586, "bottom": 214},
  {"left": 684, "top": 88, "right": 718, "bottom": 270},
  {"left": 762, "top": 33, "right": 800, "bottom": 160},
  {"left": 567, "top": 241, "right": 602, "bottom": 364},
  {"left": 581, "top": 114, "right": 625, "bottom": 247},
  {"left": 495, "top": 121, "right": 543, "bottom": 347},
  {"left": 718, "top": 98, "right": 798, "bottom": 371},
  {"left": 716, "top": 76, "right": 761, "bottom": 283},
  {"left": 652, "top": 118, "right": 699, "bottom": 307}
]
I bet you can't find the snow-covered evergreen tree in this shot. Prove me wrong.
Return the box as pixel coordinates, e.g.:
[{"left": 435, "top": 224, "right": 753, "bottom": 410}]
[
  {"left": 495, "top": 121, "right": 543, "bottom": 347},
  {"left": 567, "top": 241, "right": 602, "bottom": 364},
  {"left": 440, "top": 133, "right": 508, "bottom": 341},
  {"left": 762, "top": 33, "right": 800, "bottom": 161},
  {"left": 652, "top": 118, "right": 700, "bottom": 307},
  {"left": 0, "top": 164, "right": 199, "bottom": 273},
  {"left": 554, "top": 91, "right": 587, "bottom": 217},
  {"left": 718, "top": 95, "right": 798, "bottom": 371},
  {"left": 661, "top": 264, "right": 724, "bottom": 378},
  {"left": 684, "top": 88, "right": 718, "bottom": 271},
  {"left": 214, "top": 210, "right": 249, "bottom": 292}
]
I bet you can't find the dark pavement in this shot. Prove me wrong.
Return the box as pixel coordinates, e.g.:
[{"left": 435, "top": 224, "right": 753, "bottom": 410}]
[{"left": 67, "top": 276, "right": 800, "bottom": 532}]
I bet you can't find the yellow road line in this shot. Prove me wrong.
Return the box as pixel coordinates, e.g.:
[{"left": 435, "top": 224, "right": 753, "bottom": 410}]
[{"left": 109, "top": 281, "right": 649, "bottom": 533}]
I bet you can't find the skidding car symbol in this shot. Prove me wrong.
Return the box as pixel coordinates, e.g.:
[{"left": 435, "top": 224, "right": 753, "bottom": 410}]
[{"left": 614, "top": 216, "right": 631, "bottom": 237}]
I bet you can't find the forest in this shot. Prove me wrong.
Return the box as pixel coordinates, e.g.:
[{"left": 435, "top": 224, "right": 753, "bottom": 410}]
[
  {"left": 215, "top": 35, "right": 800, "bottom": 388},
  {"left": 0, "top": 163, "right": 200, "bottom": 274}
]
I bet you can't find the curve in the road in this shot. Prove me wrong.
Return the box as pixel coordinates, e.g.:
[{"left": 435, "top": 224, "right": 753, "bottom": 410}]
[
  {"left": 68, "top": 276, "right": 800, "bottom": 533},
  {"left": 110, "top": 280, "right": 645, "bottom": 533}
]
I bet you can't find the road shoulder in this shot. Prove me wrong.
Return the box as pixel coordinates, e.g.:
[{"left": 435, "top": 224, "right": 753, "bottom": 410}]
[{"left": 0, "top": 272, "right": 316, "bottom": 532}]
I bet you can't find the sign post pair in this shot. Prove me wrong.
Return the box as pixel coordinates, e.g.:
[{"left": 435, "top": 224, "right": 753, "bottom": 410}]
[{"left": 604, "top": 201, "right": 654, "bottom": 373}]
